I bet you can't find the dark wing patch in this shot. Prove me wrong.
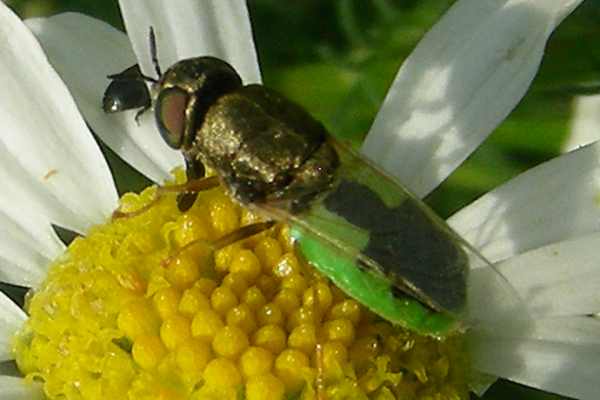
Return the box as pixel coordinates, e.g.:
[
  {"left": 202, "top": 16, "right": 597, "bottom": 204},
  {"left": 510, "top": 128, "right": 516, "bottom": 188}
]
[{"left": 324, "top": 179, "right": 467, "bottom": 313}]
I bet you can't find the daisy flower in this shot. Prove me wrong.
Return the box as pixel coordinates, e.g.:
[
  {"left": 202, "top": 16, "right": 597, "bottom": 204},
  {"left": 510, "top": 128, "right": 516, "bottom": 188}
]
[{"left": 0, "top": 0, "right": 597, "bottom": 399}]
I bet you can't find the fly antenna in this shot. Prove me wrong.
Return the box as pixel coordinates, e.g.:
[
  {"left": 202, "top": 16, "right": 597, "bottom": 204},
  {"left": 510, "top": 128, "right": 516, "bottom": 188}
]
[{"left": 149, "top": 26, "right": 162, "bottom": 77}]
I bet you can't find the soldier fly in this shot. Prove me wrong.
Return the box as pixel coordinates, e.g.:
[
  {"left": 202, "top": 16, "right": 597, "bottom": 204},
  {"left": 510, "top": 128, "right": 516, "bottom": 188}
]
[{"left": 103, "top": 30, "right": 510, "bottom": 338}]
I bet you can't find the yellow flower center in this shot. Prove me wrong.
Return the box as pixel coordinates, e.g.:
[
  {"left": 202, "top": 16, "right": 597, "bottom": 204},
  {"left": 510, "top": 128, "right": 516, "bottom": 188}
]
[{"left": 12, "top": 172, "right": 469, "bottom": 399}]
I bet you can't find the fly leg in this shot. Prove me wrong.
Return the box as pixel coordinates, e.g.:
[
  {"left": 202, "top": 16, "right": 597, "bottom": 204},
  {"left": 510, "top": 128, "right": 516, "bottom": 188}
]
[
  {"left": 176, "top": 153, "right": 206, "bottom": 212},
  {"left": 112, "top": 154, "right": 213, "bottom": 219},
  {"left": 161, "top": 221, "right": 276, "bottom": 268},
  {"left": 112, "top": 175, "right": 220, "bottom": 219},
  {"left": 211, "top": 221, "right": 276, "bottom": 249}
]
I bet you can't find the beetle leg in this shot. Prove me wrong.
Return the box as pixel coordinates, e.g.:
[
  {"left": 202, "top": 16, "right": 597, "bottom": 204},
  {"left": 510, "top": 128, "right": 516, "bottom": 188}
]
[
  {"left": 134, "top": 103, "right": 152, "bottom": 125},
  {"left": 161, "top": 221, "right": 276, "bottom": 268},
  {"left": 106, "top": 64, "right": 145, "bottom": 81}
]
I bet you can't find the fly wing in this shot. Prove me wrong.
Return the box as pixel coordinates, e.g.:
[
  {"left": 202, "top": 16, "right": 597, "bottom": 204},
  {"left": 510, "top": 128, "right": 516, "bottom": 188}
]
[
  {"left": 281, "top": 201, "right": 463, "bottom": 337},
  {"left": 324, "top": 140, "right": 468, "bottom": 313},
  {"left": 266, "top": 139, "right": 523, "bottom": 336}
]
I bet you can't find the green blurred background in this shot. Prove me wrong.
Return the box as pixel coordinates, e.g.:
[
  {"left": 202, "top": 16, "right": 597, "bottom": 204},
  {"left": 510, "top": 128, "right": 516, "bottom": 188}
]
[{"left": 8, "top": 0, "right": 599, "bottom": 399}]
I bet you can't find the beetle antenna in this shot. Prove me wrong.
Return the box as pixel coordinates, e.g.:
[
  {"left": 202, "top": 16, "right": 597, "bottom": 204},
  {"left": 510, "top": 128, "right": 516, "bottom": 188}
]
[
  {"left": 139, "top": 73, "right": 158, "bottom": 84},
  {"left": 149, "top": 27, "right": 162, "bottom": 77}
]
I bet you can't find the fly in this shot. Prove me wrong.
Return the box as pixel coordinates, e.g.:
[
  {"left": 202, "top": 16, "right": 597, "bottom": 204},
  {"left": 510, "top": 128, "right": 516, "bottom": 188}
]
[{"left": 103, "top": 30, "right": 510, "bottom": 338}]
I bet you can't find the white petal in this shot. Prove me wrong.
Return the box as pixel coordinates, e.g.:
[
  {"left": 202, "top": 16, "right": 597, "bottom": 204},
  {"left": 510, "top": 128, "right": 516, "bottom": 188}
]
[
  {"left": 0, "top": 294, "right": 26, "bottom": 362},
  {"left": 564, "top": 95, "right": 600, "bottom": 152},
  {"left": 0, "top": 207, "right": 64, "bottom": 287},
  {"left": 477, "top": 315, "right": 600, "bottom": 344},
  {"left": 118, "top": 0, "right": 261, "bottom": 84},
  {"left": 0, "top": 4, "right": 117, "bottom": 233},
  {"left": 362, "top": 0, "right": 583, "bottom": 198},
  {"left": 0, "top": 376, "right": 43, "bottom": 399},
  {"left": 470, "top": 316, "right": 600, "bottom": 400},
  {"left": 467, "top": 261, "right": 529, "bottom": 329},
  {"left": 26, "top": 13, "right": 181, "bottom": 182},
  {"left": 495, "top": 232, "right": 600, "bottom": 318},
  {"left": 449, "top": 142, "right": 600, "bottom": 263}
]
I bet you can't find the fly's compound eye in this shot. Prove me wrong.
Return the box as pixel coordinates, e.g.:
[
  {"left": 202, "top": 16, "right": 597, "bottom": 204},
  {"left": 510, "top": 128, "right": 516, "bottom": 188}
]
[{"left": 155, "top": 86, "right": 194, "bottom": 149}]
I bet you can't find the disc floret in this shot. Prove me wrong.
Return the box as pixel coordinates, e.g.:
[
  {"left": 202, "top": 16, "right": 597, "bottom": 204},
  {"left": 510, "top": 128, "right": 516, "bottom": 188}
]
[{"left": 13, "top": 174, "right": 469, "bottom": 399}]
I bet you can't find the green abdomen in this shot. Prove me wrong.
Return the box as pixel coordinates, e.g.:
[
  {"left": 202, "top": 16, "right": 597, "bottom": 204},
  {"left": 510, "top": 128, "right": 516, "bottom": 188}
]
[{"left": 291, "top": 179, "right": 467, "bottom": 338}]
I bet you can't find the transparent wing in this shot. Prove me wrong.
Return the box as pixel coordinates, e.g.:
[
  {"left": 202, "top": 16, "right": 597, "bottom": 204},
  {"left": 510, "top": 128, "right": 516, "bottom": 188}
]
[{"left": 264, "top": 140, "right": 524, "bottom": 337}]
